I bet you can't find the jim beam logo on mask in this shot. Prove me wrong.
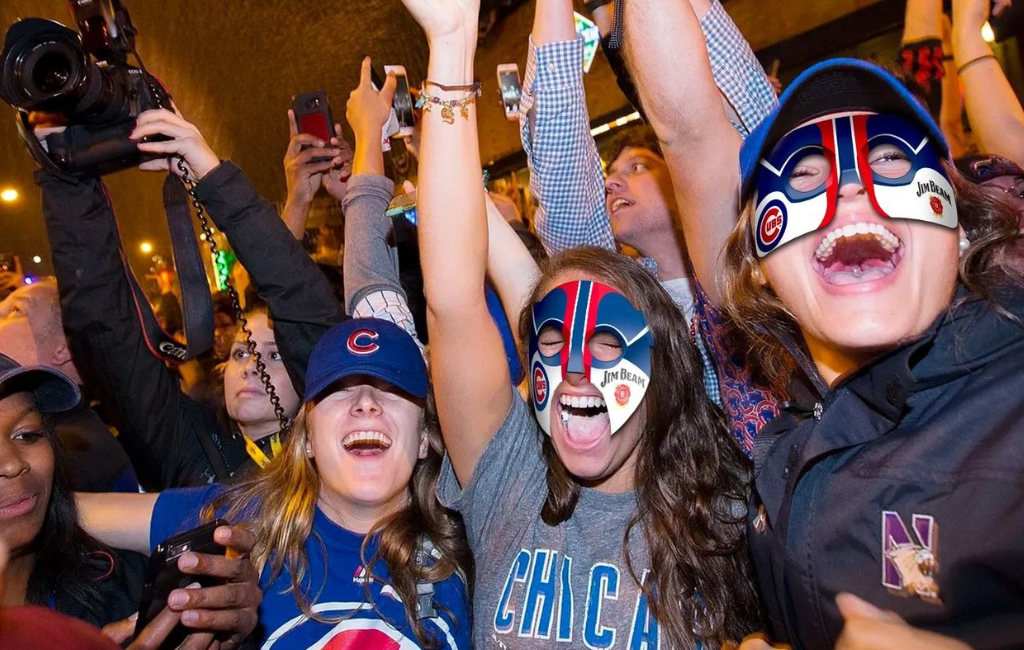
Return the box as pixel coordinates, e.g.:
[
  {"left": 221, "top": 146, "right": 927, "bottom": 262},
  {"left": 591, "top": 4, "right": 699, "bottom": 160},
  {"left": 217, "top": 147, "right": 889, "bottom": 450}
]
[
  {"left": 599, "top": 369, "right": 646, "bottom": 391},
  {"left": 916, "top": 181, "right": 952, "bottom": 217}
]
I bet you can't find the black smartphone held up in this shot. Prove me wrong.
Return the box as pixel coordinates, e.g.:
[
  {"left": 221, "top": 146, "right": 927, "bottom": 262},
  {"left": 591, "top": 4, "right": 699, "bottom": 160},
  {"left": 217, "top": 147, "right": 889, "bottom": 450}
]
[
  {"left": 291, "top": 90, "right": 336, "bottom": 163},
  {"left": 136, "top": 519, "right": 229, "bottom": 649},
  {"left": 496, "top": 63, "right": 522, "bottom": 121},
  {"left": 384, "top": 65, "right": 415, "bottom": 137}
]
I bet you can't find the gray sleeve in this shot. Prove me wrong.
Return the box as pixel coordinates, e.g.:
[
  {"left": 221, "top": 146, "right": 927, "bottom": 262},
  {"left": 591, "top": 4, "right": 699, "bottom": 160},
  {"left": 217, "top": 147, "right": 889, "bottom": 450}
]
[
  {"left": 437, "top": 389, "right": 548, "bottom": 547},
  {"left": 341, "top": 174, "right": 404, "bottom": 315}
]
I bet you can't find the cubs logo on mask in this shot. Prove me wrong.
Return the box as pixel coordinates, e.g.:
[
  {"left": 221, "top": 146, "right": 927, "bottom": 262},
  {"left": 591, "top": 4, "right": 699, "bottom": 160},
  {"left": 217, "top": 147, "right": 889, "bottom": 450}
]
[
  {"left": 752, "top": 113, "right": 958, "bottom": 257},
  {"left": 528, "top": 281, "right": 653, "bottom": 437}
]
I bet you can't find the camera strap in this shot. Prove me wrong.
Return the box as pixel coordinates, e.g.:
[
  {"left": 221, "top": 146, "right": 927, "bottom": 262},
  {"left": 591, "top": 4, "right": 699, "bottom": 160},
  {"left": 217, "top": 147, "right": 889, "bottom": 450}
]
[{"left": 123, "top": 173, "right": 214, "bottom": 363}]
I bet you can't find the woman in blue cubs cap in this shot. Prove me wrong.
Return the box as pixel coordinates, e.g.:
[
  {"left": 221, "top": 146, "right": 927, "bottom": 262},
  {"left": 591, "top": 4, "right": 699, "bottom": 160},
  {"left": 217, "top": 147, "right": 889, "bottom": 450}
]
[
  {"left": 719, "top": 59, "right": 1024, "bottom": 648},
  {"left": 79, "top": 318, "right": 472, "bottom": 650}
]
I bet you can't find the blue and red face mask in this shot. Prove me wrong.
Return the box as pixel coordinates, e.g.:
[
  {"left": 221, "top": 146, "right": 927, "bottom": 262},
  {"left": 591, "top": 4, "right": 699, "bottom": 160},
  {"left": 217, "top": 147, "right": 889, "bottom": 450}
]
[
  {"left": 528, "top": 281, "right": 653, "bottom": 437},
  {"left": 752, "top": 113, "right": 958, "bottom": 257}
]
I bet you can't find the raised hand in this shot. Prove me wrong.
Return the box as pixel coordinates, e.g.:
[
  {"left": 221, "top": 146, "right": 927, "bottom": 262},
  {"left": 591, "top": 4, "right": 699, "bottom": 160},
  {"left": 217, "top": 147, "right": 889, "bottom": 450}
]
[
  {"left": 398, "top": 0, "right": 480, "bottom": 44},
  {"left": 130, "top": 108, "right": 221, "bottom": 180},
  {"left": 284, "top": 108, "right": 347, "bottom": 207},
  {"left": 347, "top": 58, "right": 397, "bottom": 143}
]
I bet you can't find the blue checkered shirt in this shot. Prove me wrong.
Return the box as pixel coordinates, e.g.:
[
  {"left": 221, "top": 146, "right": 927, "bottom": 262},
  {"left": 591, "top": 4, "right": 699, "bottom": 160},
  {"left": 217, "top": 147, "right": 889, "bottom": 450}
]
[{"left": 519, "top": 1, "right": 776, "bottom": 411}]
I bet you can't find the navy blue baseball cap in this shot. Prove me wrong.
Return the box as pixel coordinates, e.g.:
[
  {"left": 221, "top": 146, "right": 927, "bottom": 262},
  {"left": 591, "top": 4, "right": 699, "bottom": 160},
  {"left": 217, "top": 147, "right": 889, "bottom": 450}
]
[
  {"left": 304, "top": 318, "right": 428, "bottom": 402},
  {"left": 0, "top": 352, "right": 80, "bottom": 413},
  {"left": 740, "top": 58, "right": 950, "bottom": 202}
]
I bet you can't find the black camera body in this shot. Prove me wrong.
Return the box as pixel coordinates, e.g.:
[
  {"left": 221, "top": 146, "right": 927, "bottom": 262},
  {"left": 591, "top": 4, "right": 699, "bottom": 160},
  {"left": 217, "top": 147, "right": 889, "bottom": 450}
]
[{"left": 0, "top": 0, "right": 168, "bottom": 178}]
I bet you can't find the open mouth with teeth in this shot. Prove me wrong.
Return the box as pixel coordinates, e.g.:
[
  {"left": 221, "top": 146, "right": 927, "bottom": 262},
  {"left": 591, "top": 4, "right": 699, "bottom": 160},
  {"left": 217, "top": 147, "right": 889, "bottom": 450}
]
[
  {"left": 341, "top": 431, "right": 393, "bottom": 456},
  {"left": 813, "top": 223, "right": 904, "bottom": 286},
  {"left": 556, "top": 394, "right": 610, "bottom": 448},
  {"left": 609, "top": 197, "right": 635, "bottom": 214}
]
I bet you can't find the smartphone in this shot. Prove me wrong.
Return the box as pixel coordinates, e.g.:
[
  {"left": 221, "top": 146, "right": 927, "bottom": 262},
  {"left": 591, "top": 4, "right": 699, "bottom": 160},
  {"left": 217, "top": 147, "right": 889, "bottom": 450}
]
[
  {"left": 136, "top": 519, "right": 229, "bottom": 648},
  {"left": 384, "top": 65, "right": 415, "bottom": 137},
  {"left": 291, "top": 91, "right": 335, "bottom": 163},
  {"left": 386, "top": 191, "right": 418, "bottom": 226},
  {"left": 497, "top": 63, "right": 522, "bottom": 121},
  {"left": 370, "top": 66, "right": 400, "bottom": 151}
]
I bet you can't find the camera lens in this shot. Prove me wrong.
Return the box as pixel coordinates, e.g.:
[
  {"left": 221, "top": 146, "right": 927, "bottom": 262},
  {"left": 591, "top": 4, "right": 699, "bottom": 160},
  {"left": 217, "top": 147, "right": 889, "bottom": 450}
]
[
  {"left": 0, "top": 18, "right": 130, "bottom": 124},
  {"left": 32, "top": 51, "right": 75, "bottom": 95}
]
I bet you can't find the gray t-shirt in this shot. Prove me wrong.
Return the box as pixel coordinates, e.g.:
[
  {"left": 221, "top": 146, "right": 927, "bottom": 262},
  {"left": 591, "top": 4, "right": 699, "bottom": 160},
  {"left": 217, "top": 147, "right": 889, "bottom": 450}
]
[{"left": 438, "top": 391, "right": 662, "bottom": 649}]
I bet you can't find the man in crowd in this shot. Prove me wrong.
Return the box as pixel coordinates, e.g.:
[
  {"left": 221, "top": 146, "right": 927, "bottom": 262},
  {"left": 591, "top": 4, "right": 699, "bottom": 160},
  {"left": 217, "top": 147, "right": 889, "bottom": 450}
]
[{"left": 0, "top": 277, "right": 137, "bottom": 492}]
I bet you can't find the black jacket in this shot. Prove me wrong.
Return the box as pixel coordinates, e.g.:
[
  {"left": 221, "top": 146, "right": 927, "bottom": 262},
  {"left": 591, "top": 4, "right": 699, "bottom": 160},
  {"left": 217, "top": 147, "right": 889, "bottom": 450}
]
[
  {"left": 38, "top": 162, "right": 343, "bottom": 489},
  {"left": 749, "top": 287, "right": 1024, "bottom": 650}
]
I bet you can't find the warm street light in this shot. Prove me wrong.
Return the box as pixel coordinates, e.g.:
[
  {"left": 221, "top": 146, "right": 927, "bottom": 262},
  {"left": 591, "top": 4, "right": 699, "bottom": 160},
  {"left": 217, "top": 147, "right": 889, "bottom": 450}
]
[
  {"left": 32, "top": 256, "right": 41, "bottom": 264},
  {"left": 0, "top": 189, "right": 17, "bottom": 202},
  {"left": 140, "top": 242, "right": 153, "bottom": 254}
]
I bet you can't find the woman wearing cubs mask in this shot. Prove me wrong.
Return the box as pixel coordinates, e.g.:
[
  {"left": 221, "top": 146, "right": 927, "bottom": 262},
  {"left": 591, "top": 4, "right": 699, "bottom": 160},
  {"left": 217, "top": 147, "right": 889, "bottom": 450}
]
[
  {"left": 399, "top": 0, "right": 762, "bottom": 647},
  {"left": 719, "top": 59, "right": 1024, "bottom": 649}
]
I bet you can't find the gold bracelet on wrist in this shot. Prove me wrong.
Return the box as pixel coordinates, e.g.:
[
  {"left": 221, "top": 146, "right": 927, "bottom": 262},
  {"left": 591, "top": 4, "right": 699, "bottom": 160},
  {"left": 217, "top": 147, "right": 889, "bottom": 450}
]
[{"left": 415, "top": 86, "right": 482, "bottom": 124}]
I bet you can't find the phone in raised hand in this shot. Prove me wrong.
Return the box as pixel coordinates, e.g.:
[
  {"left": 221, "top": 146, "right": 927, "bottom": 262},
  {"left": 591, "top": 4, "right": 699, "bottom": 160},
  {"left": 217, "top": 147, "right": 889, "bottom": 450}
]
[
  {"left": 497, "top": 63, "right": 522, "bottom": 121},
  {"left": 384, "top": 65, "right": 415, "bottom": 138},
  {"left": 291, "top": 91, "right": 336, "bottom": 163}
]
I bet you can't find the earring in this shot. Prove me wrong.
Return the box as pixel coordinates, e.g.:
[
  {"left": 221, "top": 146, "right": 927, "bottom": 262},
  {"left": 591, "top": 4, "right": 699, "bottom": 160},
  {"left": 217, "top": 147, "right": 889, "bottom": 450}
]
[
  {"left": 959, "top": 237, "right": 970, "bottom": 254},
  {"left": 305, "top": 443, "right": 313, "bottom": 457}
]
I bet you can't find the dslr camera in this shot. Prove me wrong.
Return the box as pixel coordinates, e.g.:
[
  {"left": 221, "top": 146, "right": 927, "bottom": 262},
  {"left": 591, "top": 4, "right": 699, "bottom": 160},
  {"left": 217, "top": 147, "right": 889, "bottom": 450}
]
[{"left": 0, "top": 0, "right": 168, "bottom": 177}]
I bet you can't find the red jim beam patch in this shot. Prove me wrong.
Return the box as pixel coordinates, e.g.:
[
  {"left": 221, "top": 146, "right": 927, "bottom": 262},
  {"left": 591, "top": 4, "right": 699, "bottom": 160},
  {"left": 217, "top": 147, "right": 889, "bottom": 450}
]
[
  {"left": 930, "top": 196, "right": 944, "bottom": 217},
  {"left": 614, "top": 384, "right": 630, "bottom": 406}
]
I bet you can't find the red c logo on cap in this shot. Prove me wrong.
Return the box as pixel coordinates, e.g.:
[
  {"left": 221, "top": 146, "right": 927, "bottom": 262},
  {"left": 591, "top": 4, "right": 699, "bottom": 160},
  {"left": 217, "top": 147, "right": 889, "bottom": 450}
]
[{"left": 347, "top": 329, "right": 380, "bottom": 356}]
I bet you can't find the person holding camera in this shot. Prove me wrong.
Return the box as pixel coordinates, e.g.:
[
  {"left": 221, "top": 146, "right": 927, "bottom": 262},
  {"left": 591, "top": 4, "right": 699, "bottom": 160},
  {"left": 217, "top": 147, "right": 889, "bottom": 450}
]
[
  {"left": 34, "top": 106, "right": 344, "bottom": 489},
  {"left": 0, "top": 352, "right": 261, "bottom": 649}
]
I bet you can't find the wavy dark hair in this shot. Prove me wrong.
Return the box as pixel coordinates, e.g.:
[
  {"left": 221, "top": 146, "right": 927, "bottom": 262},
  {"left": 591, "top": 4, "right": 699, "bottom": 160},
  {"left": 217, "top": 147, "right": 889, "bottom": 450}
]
[
  {"left": 203, "top": 388, "right": 471, "bottom": 648},
  {"left": 22, "top": 408, "right": 116, "bottom": 622},
  {"left": 516, "top": 247, "right": 763, "bottom": 647},
  {"left": 722, "top": 160, "right": 1024, "bottom": 391}
]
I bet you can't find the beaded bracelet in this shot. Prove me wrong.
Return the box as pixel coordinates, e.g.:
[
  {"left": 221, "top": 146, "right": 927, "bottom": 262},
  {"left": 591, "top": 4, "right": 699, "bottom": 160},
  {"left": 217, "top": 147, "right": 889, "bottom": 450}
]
[{"left": 415, "top": 87, "right": 482, "bottom": 124}]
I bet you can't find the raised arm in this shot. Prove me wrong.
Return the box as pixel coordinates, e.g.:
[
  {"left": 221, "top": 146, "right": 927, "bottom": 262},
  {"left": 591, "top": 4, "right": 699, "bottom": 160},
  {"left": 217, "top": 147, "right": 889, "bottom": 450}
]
[
  {"left": 485, "top": 193, "right": 542, "bottom": 337},
  {"left": 341, "top": 59, "right": 422, "bottom": 342},
  {"left": 953, "top": 0, "right": 1024, "bottom": 166},
  {"left": 131, "top": 109, "right": 346, "bottom": 396},
  {"left": 38, "top": 170, "right": 225, "bottom": 489},
  {"left": 280, "top": 111, "right": 348, "bottom": 239},
  {"left": 622, "top": 0, "right": 742, "bottom": 304},
  {"left": 522, "top": 0, "right": 615, "bottom": 255},
  {"left": 401, "top": 0, "right": 512, "bottom": 486}
]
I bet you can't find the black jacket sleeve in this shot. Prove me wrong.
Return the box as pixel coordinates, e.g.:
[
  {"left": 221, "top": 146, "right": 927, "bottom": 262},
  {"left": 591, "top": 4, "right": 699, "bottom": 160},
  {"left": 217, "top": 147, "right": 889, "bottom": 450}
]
[
  {"left": 191, "top": 161, "right": 345, "bottom": 397},
  {"left": 37, "top": 171, "right": 227, "bottom": 489}
]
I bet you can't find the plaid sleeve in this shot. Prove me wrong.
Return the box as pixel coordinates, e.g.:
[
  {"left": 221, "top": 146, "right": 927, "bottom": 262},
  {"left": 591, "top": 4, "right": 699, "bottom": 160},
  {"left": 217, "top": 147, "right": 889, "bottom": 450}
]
[
  {"left": 520, "top": 35, "right": 616, "bottom": 255},
  {"left": 693, "top": 280, "right": 780, "bottom": 458},
  {"left": 701, "top": 0, "right": 777, "bottom": 137}
]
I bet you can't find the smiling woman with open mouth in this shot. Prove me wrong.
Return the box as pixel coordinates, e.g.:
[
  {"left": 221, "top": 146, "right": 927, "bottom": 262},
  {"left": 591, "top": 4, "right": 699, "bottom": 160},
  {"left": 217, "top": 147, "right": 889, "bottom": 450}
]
[{"left": 712, "top": 59, "right": 1024, "bottom": 648}]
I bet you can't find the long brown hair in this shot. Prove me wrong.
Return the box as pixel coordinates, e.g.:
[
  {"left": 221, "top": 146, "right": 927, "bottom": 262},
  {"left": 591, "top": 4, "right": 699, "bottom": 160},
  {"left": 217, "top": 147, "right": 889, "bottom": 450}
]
[
  {"left": 517, "top": 247, "right": 762, "bottom": 647},
  {"left": 721, "top": 161, "right": 1024, "bottom": 391},
  {"left": 202, "top": 390, "right": 471, "bottom": 648}
]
